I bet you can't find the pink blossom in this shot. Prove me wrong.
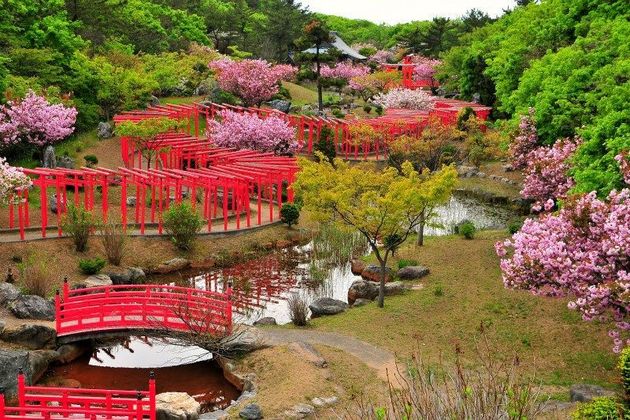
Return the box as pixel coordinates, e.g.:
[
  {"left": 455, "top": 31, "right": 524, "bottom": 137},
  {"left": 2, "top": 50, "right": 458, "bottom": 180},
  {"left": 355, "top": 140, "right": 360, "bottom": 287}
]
[
  {"left": 0, "top": 157, "right": 31, "bottom": 205},
  {"left": 615, "top": 153, "right": 630, "bottom": 184},
  {"left": 411, "top": 57, "right": 442, "bottom": 81},
  {"left": 369, "top": 50, "right": 395, "bottom": 65},
  {"left": 0, "top": 91, "right": 77, "bottom": 148},
  {"left": 509, "top": 108, "right": 539, "bottom": 170},
  {"left": 207, "top": 110, "right": 297, "bottom": 155},
  {"left": 320, "top": 62, "right": 370, "bottom": 81},
  {"left": 373, "top": 88, "right": 435, "bottom": 110}
]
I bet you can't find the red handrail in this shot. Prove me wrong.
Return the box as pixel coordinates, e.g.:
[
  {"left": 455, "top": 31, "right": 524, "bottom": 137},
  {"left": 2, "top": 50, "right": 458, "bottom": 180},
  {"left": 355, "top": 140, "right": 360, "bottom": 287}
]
[{"left": 55, "top": 280, "right": 233, "bottom": 338}]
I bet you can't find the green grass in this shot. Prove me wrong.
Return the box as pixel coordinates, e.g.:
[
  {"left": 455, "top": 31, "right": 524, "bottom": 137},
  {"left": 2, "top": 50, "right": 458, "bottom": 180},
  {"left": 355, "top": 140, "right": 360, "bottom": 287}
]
[
  {"left": 12, "top": 129, "right": 101, "bottom": 169},
  {"left": 311, "top": 231, "right": 619, "bottom": 388},
  {"left": 161, "top": 96, "right": 203, "bottom": 105},
  {"left": 282, "top": 81, "right": 317, "bottom": 106}
]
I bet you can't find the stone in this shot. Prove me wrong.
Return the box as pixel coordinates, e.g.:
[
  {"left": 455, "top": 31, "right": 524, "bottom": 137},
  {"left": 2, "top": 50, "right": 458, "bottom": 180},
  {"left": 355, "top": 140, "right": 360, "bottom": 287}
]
[
  {"left": 569, "top": 384, "right": 617, "bottom": 403},
  {"left": 42, "top": 145, "right": 56, "bottom": 168},
  {"left": 56, "top": 155, "right": 75, "bottom": 169},
  {"left": 352, "top": 298, "right": 371, "bottom": 307},
  {"left": 311, "top": 396, "right": 338, "bottom": 407},
  {"left": 200, "top": 410, "right": 228, "bottom": 420},
  {"left": 0, "top": 320, "right": 5, "bottom": 334},
  {"left": 0, "top": 282, "right": 21, "bottom": 305},
  {"left": 126, "top": 196, "right": 137, "bottom": 207},
  {"left": 309, "top": 297, "right": 348, "bottom": 317},
  {"left": 239, "top": 404, "right": 263, "bottom": 420},
  {"left": 360, "top": 264, "right": 394, "bottom": 283},
  {"left": 128, "top": 267, "right": 146, "bottom": 282},
  {"left": 284, "top": 403, "right": 315, "bottom": 419},
  {"left": 9, "top": 295, "right": 55, "bottom": 320},
  {"left": 0, "top": 349, "right": 30, "bottom": 397},
  {"left": 49, "top": 194, "right": 67, "bottom": 214},
  {"left": 154, "top": 258, "right": 191, "bottom": 274},
  {"left": 29, "top": 350, "right": 59, "bottom": 383},
  {"left": 156, "top": 392, "right": 201, "bottom": 420},
  {"left": 97, "top": 122, "right": 114, "bottom": 139},
  {"left": 219, "top": 328, "right": 265, "bottom": 355},
  {"left": 1, "top": 324, "right": 57, "bottom": 350},
  {"left": 347, "top": 279, "right": 407, "bottom": 305},
  {"left": 253, "top": 317, "right": 277, "bottom": 326},
  {"left": 55, "top": 343, "right": 88, "bottom": 364},
  {"left": 502, "top": 164, "right": 515, "bottom": 172},
  {"left": 83, "top": 274, "right": 112, "bottom": 288},
  {"left": 266, "top": 99, "right": 291, "bottom": 113},
  {"left": 540, "top": 401, "right": 575, "bottom": 413},
  {"left": 397, "top": 266, "right": 430, "bottom": 280},
  {"left": 457, "top": 165, "right": 479, "bottom": 178},
  {"left": 350, "top": 259, "right": 366, "bottom": 276},
  {"left": 149, "top": 95, "right": 161, "bottom": 107},
  {"left": 287, "top": 341, "right": 327, "bottom": 368},
  {"left": 106, "top": 267, "right": 145, "bottom": 285}
]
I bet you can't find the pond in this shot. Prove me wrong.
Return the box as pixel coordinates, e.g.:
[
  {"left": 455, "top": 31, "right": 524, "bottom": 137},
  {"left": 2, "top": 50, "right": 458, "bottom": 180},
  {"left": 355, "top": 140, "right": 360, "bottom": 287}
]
[
  {"left": 150, "top": 194, "right": 515, "bottom": 326},
  {"left": 41, "top": 336, "right": 241, "bottom": 412}
]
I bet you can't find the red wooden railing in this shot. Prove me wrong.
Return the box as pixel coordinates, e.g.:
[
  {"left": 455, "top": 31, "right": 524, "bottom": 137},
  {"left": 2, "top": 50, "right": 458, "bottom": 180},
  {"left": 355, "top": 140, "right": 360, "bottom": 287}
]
[
  {"left": 0, "top": 371, "right": 155, "bottom": 419},
  {"left": 55, "top": 280, "right": 233, "bottom": 338}
]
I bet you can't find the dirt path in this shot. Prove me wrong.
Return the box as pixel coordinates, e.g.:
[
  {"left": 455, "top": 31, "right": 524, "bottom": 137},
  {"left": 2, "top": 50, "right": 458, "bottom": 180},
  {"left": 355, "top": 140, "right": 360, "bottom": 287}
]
[{"left": 260, "top": 327, "right": 397, "bottom": 382}]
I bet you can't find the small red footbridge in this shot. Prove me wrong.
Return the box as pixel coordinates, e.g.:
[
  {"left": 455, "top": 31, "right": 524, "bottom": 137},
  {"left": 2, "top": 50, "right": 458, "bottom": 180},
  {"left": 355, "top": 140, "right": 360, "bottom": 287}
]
[
  {"left": 55, "top": 280, "right": 233, "bottom": 340},
  {"left": 1, "top": 371, "right": 156, "bottom": 419}
]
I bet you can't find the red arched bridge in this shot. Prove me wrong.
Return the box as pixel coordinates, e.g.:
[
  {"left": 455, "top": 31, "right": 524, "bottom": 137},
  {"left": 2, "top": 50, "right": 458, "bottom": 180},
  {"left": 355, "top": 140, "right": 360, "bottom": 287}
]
[
  {"left": 55, "top": 280, "right": 233, "bottom": 341},
  {"left": 1, "top": 371, "right": 156, "bottom": 419}
]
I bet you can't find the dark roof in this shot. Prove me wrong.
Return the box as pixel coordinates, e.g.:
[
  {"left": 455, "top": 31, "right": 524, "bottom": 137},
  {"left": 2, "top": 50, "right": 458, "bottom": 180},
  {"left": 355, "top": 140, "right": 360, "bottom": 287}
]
[{"left": 302, "top": 32, "right": 367, "bottom": 60}]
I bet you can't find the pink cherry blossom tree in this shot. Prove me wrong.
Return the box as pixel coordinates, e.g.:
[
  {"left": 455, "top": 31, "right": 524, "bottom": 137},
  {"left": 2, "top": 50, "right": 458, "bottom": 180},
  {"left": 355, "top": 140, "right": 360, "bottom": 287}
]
[
  {"left": 0, "top": 157, "right": 32, "bottom": 205},
  {"left": 368, "top": 50, "right": 395, "bottom": 65},
  {"left": 373, "top": 88, "right": 435, "bottom": 110},
  {"left": 615, "top": 152, "right": 630, "bottom": 184},
  {"left": 320, "top": 61, "right": 370, "bottom": 81},
  {"left": 0, "top": 91, "right": 77, "bottom": 149},
  {"left": 520, "top": 137, "right": 581, "bottom": 212},
  {"left": 509, "top": 108, "right": 540, "bottom": 170},
  {"left": 207, "top": 110, "right": 297, "bottom": 155},
  {"left": 208, "top": 58, "right": 297, "bottom": 107}
]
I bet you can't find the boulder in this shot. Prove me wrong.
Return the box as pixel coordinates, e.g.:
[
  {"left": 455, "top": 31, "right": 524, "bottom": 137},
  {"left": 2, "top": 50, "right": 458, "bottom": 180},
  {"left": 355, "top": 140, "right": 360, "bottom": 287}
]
[
  {"left": 347, "top": 280, "right": 407, "bottom": 305},
  {"left": 29, "top": 350, "right": 59, "bottom": 383},
  {"left": 397, "top": 266, "right": 430, "bottom": 280},
  {"left": 0, "top": 282, "right": 21, "bottom": 305},
  {"left": 219, "top": 327, "right": 264, "bottom": 355},
  {"left": 352, "top": 298, "right": 371, "bottom": 307},
  {"left": 309, "top": 297, "right": 348, "bottom": 317},
  {"left": 457, "top": 165, "right": 479, "bottom": 178},
  {"left": 126, "top": 196, "right": 137, "bottom": 207},
  {"left": 83, "top": 274, "right": 112, "bottom": 288},
  {"left": 1, "top": 324, "right": 57, "bottom": 349},
  {"left": 154, "top": 258, "right": 191, "bottom": 274},
  {"left": 311, "top": 396, "right": 338, "bottom": 407},
  {"left": 57, "top": 155, "right": 75, "bottom": 169},
  {"left": 253, "top": 317, "right": 277, "bottom": 326},
  {"left": 106, "top": 267, "right": 146, "bottom": 285},
  {"left": 97, "top": 122, "right": 114, "bottom": 139},
  {"left": 360, "top": 264, "right": 393, "bottom": 283},
  {"left": 287, "top": 341, "right": 327, "bottom": 368},
  {"left": 55, "top": 343, "right": 88, "bottom": 364},
  {"left": 266, "top": 99, "right": 291, "bottom": 113},
  {"left": 239, "top": 404, "right": 263, "bottom": 420},
  {"left": 0, "top": 349, "right": 30, "bottom": 397},
  {"left": 569, "top": 384, "right": 617, "bottom": 403},
  {"left": 284, "top": 403, "right": 315, "bottom": 419},
  {"left": 149, "top": 96, "right": 161, "bottom": 107},
  {"left": 350, "top": 259, "right": 366, "bottom": 276},
  {"left": 42, "top": 145, "right": 56, "bottom": 168},
  {"left": 156, "top": 392, "right": 201, "bottom": 420},
  {"left": 49, "top": 194, "right": 67, "bottom": 214},
  {"left": 200, "top": 410, "right": 228, "bottom": 420},
  {"left": 9, "top": 295, "right": 55, "bottom": 320}
]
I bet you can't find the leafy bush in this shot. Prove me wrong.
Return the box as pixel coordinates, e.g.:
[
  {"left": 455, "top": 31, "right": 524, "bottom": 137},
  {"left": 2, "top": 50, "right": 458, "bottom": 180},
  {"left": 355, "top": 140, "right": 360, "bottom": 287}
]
[
  {"left": 79, "top": 257, "right": 106, "bottom": 275},
  {"left": 62, "top": 204, "right": 94, "bottom": 252},
  {"left": 163, "top": 203, "right": 202, "bottom": 251},
  {"left": 288, "top": 293, "right": 309, "bottom": 326},
  {"left": 363, "top": 104, "right": 372, "bottom": 114},
  {"left": 332, "top": 108, "right": 345, "bottom": 119},
  {"left": 620, "top": 347, "right": 630, "bottom": 400},
  {"left": 572, "top": 397, "right": 625, "bottom": 420},
  {"left": 18, "top": 257, "right": 50, "bottom": 298},
  {"left": 99, "top": 221, "right": 127, "bottom": 265},
  {"left": 314, "top": 126, "right": 337, "bottom": 164},
  {"left": 458, "top": 220, "right": 476, "bottom": 239},
  {"left": 507, "top": 218, "right": 525, "bottom": 234},
  {"left": 397, "top": 259, "right": 419, "bottom": 269},
  {"left": 280, "top": 203, "right": 300, "bottom": 228},
  {"left": 84, "top": 154, "right": 98, "bottom": 167}
]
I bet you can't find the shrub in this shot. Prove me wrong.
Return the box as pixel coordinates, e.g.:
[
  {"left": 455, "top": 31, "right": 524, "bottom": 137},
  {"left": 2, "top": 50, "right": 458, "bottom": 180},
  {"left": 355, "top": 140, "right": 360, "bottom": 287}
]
[
  {"left": 280, "top": 203, "right": 300, "bottom": 228},
  {"left": 572, "top": 397, "right": 625, "bottom": 420},
  {"left": 62, "top": 204, "right": 94, "bottom": 252},
  {"left": 314, "top": 126, "right": 336, "bottom": 164},
  {"left": 79, "top": 257, "right": 106, "bottom": 275},
  {"left": 397, "top": 259, "right": 419, "bottom": 269},
  {"left": 620, "top": 347, "right": 630, "bottom": 400},
  {"left": 433, "top": 285, "right": 444, "bottom": 297},
  {"left": 84, "top": 154, "right": 98, "bottom": 167},
  {"left": 332, "top": 109, "right": 345, "bottom": 119},
  {"left": 507, "top": 218, "right": 525, "bottom": 234},
  {"left": 163, "top": 202, "right": 202, "bottom": 251},
  {"left": 99, "top": 221, "right": 127, "bottom": 265},
  {"left": 18, "top": 257, "right": 50, "bottom": 297},
  {"left": 288, "top": 293, "right": 309, "bottom": 326},
  {"left": 458, "top": 220, "right": 476, "bottom": 239},
  {"left": 457, "top": 106, "right": 476, "bottom": 130},
  {"left": 363, "top": 104, "right": 372, "bottom": 114}
]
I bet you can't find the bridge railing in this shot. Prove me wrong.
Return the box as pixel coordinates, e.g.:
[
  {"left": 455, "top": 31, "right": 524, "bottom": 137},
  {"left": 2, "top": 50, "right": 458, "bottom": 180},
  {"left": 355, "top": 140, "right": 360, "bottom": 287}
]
[
  {"left": 55, "top": 280, "right": 233, "bottom": 338},
  {"left": 0, "top": 371, "right": 156, "bottom": 419}
]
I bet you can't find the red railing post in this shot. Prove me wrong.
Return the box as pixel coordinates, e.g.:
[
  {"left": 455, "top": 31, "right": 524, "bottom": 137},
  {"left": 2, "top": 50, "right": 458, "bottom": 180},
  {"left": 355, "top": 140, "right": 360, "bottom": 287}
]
[
  {"left": 226, "top": 284, "right": 233, "bottom": 335},
  {"left": 149, "top": 372, "right": 156, "bottom": 420},
  {"left": 55, "top": 289, "right": 61, "bottom": 333},
  {"left": 17, "top": 369, "right": 25, "bottom": 416},
  {"left": 136, "top": 391, "right": 144, "bottom": 419}
]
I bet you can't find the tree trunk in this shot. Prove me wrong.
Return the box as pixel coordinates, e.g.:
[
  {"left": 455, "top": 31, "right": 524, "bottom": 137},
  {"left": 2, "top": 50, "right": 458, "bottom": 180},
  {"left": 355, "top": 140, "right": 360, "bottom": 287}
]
[
  {"left": 416, "top": 209, "right": 426, "bottom": 246},
  {"left": 377, "top": 253, "right": 388, "bottom": 308},
  {"left": 316, "top": 45, "right": 323, "bottom": 112}
]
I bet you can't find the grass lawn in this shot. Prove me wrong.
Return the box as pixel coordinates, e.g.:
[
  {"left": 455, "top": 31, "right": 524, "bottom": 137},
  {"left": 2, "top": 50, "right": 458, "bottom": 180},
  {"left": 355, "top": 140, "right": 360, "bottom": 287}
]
[
  {"left": 282, "top": 81, "right": 318, "bottom": 107},
  {"left": 310, "top": 231, "right": 619, "bottom": 389}
]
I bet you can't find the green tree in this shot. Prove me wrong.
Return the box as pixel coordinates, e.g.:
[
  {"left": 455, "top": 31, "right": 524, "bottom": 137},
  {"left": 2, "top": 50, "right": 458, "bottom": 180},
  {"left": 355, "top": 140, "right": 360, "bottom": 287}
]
[{"left": 294, "top": 156, "right": 457, "bottom": 307}]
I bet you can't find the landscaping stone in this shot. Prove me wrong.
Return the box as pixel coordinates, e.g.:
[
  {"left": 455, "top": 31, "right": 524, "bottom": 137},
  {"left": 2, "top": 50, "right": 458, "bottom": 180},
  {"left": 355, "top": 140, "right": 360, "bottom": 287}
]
[
  {"left": 200, "top": 410, "right": 228, "bottom": 419},
  {"left": 309, "top": 297, "right": 348, "bottom": 317},
  {"left": 352, "top": 298, "right": 371, "bottom": 307},
  {"left": 106, "top": 267, "right": 146, "bottom": 285},
  {"left": 220, "top": 328, "right": 264, "bottom": 355},
  {"left": 150, "top": 95, "right": 161, "bottom": 106},
  {"left": 97, "top": 122, "right": 114, "bottom": 139},
  {"left": 156, "top": 392, "right": 201, "bottom": 420},
  {"left": 9, "top": 295, "right": 55, "bottom": 320},
  {"left": 350, "top": 259, "right": 366, "bottom": 275},
  {"left": 360, "top": 264, "right": 393, "bottom": 283},
  {"left": 397, "top": 266, "right": 430, "bottom": 280},
  {"left": 56, "top": 343, "right": 88, "bottom": 364},
  {"left": 126, "top": 196, "right": 137, "bottom": 207},
  {"left": 0, "top": 349, "right": 30, "bottom": 397},
  {"left": 253, "top": 317, "right": 277, "bottom": 326},
  {"left": 347, "top": 279, "right": 407, "bottom": 305},
  {"left": 239, "top": 404, "right": 263, "bottom": 420},
  {"left": 49, "top": 194, "right": 66, "bottom": 214},
  {"left": 311, "top": 396, "right": 338, "bottom": 407},
  {"left": 0, "top": 282, "right": 21, "bottom": 305},
  {"left": 0, "top": 324, "right": 57, "bottom": 349},
  {"left": 284, "top": 403, "right": 315, "bottom": 419},
  {"left": 43, "top": 145, "right": 56, "bottom": 168},
  {"left": 266, "top": 99, "right": 291, "bottom": 113},
  {"left": 457, "top": 165, "right": 479, "bottom": 178},
  {"left": 569, "top": 384, "right": 616, "bottom": 402},
  {"left": 56, "top": 155, "right": 75, "bottom": 169},
  {"left": 83, "top": 274, "right": 112, "bottom": 287},
  {"left": 0, "top": 320, "right": 5, "bottom": 334},
  {"left": 287, "top": 341, "right": 327, "bottom": 368},
  {"left": 29, "top": 350, "right": 59, "bottom": 383},
  {"left": 154, "top": 258, "right": 191, "bottom": 274}
]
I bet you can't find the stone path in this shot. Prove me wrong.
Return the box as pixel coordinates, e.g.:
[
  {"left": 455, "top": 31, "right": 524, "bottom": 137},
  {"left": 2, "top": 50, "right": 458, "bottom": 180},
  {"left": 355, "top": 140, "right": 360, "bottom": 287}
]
[{"left": 260, "top": 328, "right": 397, "bottom": 382}]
